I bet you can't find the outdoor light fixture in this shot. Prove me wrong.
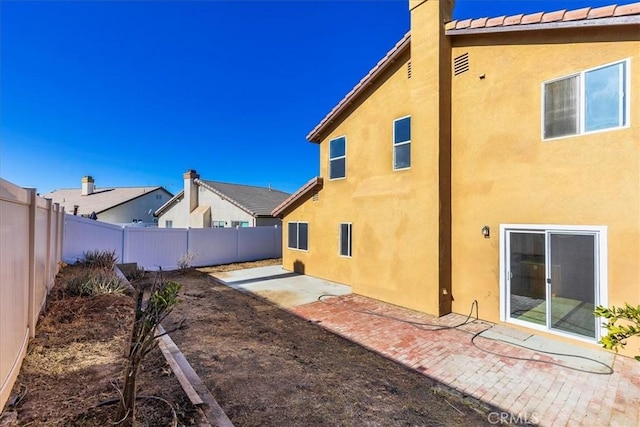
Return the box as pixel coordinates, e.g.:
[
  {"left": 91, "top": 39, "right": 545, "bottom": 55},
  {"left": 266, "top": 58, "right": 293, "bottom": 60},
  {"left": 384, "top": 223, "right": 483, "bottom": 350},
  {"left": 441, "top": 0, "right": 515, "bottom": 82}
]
[{"left": 482, "top": 225, "right": 490, "bottom": 238}]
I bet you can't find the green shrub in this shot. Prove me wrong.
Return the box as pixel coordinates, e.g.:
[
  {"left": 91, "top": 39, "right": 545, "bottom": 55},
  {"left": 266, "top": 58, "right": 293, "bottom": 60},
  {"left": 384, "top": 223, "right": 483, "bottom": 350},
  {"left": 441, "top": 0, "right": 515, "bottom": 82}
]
[{"left": 595, "top": 303, "right": 640, "bottom": 361}]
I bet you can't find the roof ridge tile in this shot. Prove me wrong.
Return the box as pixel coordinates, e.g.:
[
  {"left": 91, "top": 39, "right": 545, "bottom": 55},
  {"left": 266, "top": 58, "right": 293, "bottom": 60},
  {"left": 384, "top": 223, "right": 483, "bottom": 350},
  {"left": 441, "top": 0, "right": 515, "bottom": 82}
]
[
  {"left": 614, "top": 2, "right": 640, "bottom": 15},
  {"left": 588, "top": 4, "right": 618, "bottom": 18},
  {"left": 564, "top": 7, "right": 592, "bottom": 21},
  {"left": 542, "top": 9, "right": 567, "bottom": 22},
  {"left": 503, "top": 13, "right": 524, "bottom": 26}
]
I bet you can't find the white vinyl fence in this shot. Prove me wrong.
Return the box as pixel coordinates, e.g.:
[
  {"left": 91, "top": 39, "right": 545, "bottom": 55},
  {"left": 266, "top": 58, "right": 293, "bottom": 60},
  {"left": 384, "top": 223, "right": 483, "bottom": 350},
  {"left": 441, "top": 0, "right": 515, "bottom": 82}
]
[
  {"left": 64, "top": 214, "right": 282, "bottom": 270},
  {"left": 0, "top": 178, "right": 65, "bottom": 410}
]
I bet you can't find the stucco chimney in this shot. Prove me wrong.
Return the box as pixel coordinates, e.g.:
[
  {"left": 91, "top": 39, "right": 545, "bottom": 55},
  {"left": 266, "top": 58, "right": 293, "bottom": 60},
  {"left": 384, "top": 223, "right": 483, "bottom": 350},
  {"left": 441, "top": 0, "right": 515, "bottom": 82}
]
[
  {"left": 81, "top": 176, "right": 95, "bottom": 196},
  {"left": 183, "top": 169, "right": 200, "bottom": 214}
]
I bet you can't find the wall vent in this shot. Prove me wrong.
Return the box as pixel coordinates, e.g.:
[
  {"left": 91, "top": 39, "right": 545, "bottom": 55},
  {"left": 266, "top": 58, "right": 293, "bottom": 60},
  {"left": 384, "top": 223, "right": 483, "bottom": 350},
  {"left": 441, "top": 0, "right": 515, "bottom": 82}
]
[
  {"left": 407, "top": 61, "right": 412, "bottom": 79},
  {"left": 454, "top": 53, "right": 469, "bottom": 76},
  {"left": 312, "top": 192, "right": 320, "bottom": 202}
]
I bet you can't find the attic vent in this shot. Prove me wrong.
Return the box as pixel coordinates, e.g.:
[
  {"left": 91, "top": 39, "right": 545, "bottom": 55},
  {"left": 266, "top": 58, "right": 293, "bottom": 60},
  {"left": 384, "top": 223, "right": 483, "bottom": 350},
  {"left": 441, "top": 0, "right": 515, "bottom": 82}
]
[
  {"left": 454, "top": 53, "right": 469, "bottom": 76},
  {"left": 407, "top": 61, "right": 412, "bottom": 79},
  {"left": 312, "top": 192, "right": 319, "bottom": 202}
]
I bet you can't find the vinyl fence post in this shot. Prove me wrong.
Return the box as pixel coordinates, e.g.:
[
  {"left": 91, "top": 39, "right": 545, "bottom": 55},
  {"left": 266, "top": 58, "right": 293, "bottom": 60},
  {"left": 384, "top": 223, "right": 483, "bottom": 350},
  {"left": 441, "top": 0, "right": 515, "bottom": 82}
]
[
  {"left": 26, "top": 188, "right": 37, "bottom": 339},
  {"left": 122, "top": 225, "right": 128, "bottom": 264},
  {"left": 44, "top": 198, "right": 52, "bottom": 290}
]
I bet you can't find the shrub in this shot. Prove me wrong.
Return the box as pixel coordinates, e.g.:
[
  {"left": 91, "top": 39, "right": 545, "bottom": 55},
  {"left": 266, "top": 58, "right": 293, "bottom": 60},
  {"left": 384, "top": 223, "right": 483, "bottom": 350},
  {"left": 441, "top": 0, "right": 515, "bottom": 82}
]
[
  {"left": 66, "top": 270, "right": 126, "bottom": 296},
  {"left": 124, "top": 265, "right": 146, "bottom": 283},
  {"left": 117, "top": 271, "right": 183, "bottom": 425},
  {"left": 595, "top": 303, "right": 640, "bottom": 361},
  {"left": 83, "top": 250, "right": 118, "bottom": 270},
  {"left": 177, "top": 251, "right": 197, "bottom": 272}
]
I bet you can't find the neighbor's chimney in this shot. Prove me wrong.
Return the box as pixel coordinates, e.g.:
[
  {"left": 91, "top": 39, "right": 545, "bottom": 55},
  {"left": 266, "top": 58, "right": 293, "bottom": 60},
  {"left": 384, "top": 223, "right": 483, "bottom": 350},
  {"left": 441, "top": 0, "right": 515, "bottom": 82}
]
[
  {"left": 183, "top": 169, "right": 200, "bottom": 215},
  {"left": 81, "top": 176, "right": 95, "bottom": 196}
]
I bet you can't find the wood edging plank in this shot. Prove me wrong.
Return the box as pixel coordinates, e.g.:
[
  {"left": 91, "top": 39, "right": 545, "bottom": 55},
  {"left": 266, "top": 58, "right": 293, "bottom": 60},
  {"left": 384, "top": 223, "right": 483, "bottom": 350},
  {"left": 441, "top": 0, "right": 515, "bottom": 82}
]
[{"left": 156, "top": 325, "right": 235, "bottom": 427}]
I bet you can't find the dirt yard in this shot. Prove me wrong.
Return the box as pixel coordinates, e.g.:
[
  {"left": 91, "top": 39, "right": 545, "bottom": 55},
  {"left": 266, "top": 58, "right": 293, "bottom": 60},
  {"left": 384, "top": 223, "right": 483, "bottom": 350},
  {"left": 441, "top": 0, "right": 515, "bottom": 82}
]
[
  {"left": 5, "top": 259, "right": 494, "bottom": 426},
  {"left": 164, "top": 260, "right": 494, "bottom": 426},
  {"left": 3, "top": 267, "right": 200, "bottom": 426}
]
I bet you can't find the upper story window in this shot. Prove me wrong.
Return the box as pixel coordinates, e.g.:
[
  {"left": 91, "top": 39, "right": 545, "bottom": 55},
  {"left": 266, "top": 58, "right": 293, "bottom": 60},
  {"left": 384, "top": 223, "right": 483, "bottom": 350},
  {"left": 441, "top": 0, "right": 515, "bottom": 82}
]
[
  {"left": 165, "top": 220, "right": 173, "bottom": 228},
  {"left": 543, "top": 60, "right": 628, "bottom": 140},
  {"left": 329, "top": 136, "right": 346, "bottom": 180},
  {"left": 393, "top": 116, "right": 411, "bottom": 170},
  {"left": 288, "top": 222, "right": 308, "bottom": 251}
]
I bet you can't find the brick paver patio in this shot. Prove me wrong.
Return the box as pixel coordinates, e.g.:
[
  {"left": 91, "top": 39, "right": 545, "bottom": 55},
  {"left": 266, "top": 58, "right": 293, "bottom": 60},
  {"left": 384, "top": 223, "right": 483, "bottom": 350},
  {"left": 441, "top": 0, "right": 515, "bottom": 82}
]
[{"left": 291, "top": 294, "right": 640, "bottom": 427}]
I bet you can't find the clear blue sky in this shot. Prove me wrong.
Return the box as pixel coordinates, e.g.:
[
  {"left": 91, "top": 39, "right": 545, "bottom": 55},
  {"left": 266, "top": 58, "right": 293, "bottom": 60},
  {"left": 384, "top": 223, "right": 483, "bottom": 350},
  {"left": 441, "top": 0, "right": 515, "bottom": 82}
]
[{"left": 0, "top": 0, "right": 622, "bottom": 195}]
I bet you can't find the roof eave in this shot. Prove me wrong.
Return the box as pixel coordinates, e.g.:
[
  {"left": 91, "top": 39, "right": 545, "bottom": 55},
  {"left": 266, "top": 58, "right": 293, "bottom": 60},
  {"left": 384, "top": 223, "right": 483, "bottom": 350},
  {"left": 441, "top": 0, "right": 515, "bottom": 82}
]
[
  {"left": 306, "top": 32, "right": 411, "bottom": 144},
  {"left": 154, "top": 190, "right": 184, "bottom": 217},
  {"left": 446, "top": 15, "right": 640, "bottom": 35},
  {"left": 272, "top": 177, "right": 323, "bottom": 218}
]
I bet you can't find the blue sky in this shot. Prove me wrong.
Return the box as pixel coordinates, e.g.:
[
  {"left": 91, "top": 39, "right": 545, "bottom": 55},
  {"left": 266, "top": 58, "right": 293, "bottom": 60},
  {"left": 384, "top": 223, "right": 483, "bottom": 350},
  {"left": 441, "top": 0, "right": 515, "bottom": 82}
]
[{"left": 0, "top": 0, "right": 623, "bottom": 195}]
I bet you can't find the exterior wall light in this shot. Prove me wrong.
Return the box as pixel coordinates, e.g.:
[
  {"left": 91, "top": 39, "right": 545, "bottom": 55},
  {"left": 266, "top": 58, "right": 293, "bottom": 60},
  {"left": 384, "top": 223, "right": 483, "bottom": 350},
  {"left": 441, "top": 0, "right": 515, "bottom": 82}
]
[{"left": 482, "top": 225, "right": 490, "bottom": 238}]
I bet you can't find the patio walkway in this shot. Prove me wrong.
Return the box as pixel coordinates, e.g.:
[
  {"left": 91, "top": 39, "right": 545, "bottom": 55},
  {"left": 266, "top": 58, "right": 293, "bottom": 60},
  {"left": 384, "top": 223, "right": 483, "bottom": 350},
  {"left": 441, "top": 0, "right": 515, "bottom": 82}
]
[{"left": 213, "top": 266, "right": 640, "bottom": 427}]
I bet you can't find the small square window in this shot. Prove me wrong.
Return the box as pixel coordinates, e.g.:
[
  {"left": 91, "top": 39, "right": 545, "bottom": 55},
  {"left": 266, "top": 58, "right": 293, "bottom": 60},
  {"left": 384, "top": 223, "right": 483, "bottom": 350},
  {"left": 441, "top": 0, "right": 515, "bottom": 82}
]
[
  {"left": 165, "top": 220, "right": 173, "bottom": 228},
  {"left": 329, "top": 136, "right": 346, "bottom": 179}
]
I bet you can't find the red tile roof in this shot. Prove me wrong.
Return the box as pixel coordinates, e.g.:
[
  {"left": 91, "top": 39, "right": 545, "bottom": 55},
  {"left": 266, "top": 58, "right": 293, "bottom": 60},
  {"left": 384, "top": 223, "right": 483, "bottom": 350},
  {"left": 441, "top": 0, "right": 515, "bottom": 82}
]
[{"left": 446, "top": 2, "right": 640, "bottom": 31}]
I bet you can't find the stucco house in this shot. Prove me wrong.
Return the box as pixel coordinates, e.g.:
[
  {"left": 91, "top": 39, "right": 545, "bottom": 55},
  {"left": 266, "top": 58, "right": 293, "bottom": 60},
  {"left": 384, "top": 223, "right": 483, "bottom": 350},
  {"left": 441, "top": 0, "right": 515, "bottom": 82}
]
[
  {"left": 273, "top": 1, "right": 640, "bottom": 355},
  {"left": 44, "top": 176, "right": 173, "bottom": 225},
  {"left": 155, "top": 170, "right": 290, "bottom": 228}
]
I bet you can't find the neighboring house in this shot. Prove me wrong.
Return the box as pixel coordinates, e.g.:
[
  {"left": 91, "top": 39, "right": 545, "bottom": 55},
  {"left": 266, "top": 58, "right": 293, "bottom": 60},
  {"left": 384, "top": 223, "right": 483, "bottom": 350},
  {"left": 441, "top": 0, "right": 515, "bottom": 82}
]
[
  {"left": 155, "top": 169, "right": 290, "bottom": 228},
  {"left": 44, "top": 176, "right": 173, "bottom": 225},
  {"left": 273, "top": 1, "right": 640, "bottom": 354}
]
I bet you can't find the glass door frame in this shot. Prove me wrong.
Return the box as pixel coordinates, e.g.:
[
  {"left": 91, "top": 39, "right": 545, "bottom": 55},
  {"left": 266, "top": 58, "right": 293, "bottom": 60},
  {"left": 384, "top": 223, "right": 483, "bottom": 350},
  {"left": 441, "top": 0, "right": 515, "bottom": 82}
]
[{"left": 499, "top": 224, "right": 608, "bottom": 343}]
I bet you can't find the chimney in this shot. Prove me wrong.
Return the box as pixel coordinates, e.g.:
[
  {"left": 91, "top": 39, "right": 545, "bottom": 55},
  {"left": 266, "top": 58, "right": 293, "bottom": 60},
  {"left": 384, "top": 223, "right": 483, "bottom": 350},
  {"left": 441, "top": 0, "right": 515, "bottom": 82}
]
[
  {"left": 183, "top": 169, "right": 200, "bottom": 215},
  {"left": 81, "top": 176, "right": 95, "bottom": 195}
]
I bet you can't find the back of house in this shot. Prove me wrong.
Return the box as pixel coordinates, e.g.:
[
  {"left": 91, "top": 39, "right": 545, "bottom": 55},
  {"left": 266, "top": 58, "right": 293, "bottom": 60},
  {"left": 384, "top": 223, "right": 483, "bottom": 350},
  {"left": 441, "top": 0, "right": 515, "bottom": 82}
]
[{"left": 274, "top": 1, "right": 640, "bottom": 355}]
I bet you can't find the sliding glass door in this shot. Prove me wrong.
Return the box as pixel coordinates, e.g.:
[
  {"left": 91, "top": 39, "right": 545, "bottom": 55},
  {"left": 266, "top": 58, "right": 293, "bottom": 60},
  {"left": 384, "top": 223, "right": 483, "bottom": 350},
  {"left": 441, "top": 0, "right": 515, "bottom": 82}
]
[{"left": 504, "top": 227, "right": 602, "bottom": 340}]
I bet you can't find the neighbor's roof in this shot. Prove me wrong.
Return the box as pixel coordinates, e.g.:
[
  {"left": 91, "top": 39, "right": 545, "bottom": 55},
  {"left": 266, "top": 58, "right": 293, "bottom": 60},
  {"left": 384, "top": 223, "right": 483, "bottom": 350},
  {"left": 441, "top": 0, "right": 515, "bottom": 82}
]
[
  {"left": 306, "top": 2, "right": 640, "bottom": 143},
  {"left": 198, "top": 180, "right": 290, "bottom": 217},
  {"left": 272, "top": 177, "right": 323, "bottom": 218},
  {"left": 44, "top": 186, "right": 171, "bottom": 216}
]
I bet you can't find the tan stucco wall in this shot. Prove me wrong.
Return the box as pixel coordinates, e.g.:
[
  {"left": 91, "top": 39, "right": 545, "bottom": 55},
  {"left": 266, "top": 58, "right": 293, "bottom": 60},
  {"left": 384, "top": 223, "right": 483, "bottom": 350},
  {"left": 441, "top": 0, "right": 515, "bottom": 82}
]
[
  {"left": 283, "top": 46, "right": 446, "bottom": 314},
  {"left": 450, "top": 27, "right": 640, "bottom": 331},
  {"left": 283, "top": 0, "right": 453, "bottom": 316},
  {"left": 282, "top": 4, "right": 639, "bottom": 353}
]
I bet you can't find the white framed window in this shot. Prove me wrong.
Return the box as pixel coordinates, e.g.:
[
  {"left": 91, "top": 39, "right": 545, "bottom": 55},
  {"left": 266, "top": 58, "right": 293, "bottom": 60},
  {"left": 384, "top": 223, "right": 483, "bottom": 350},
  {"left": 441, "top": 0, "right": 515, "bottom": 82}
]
[
  {"left": 393, "top": 116, "right": 411, "bottom": 170},
  {"left": 339, "top": 223, "right": 352, "bottom": 257},
  {"left": 542, "top": 59, "right": 629, "bottom": 140},
  {"left": 288, "top": 222, "right": 308, "bottom": 251},
  {"left": 231, "top": 221, "right": 250, "bottom": 228},
  {"left": 212, "top": 221, "right": 226, "bottom": 228},
  {"left": 329, "top": 136, "right": 346, "bottom": 180},
  {"left": 165, "top": 220, "right": 173, "bottom": 228},
  {"left": 499, "top": 224, "right": 608, "bottom": 343}
]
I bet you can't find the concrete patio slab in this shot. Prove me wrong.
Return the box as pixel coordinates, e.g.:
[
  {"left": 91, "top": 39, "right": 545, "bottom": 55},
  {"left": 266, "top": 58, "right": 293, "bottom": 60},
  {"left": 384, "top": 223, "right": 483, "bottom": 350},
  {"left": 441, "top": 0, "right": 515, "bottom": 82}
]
[
  {"left": 213, "top": 265, "right": 351, "bottom": 308},
  {"left": 210, "top": 266, "right": 640, "bottom": 427}
]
